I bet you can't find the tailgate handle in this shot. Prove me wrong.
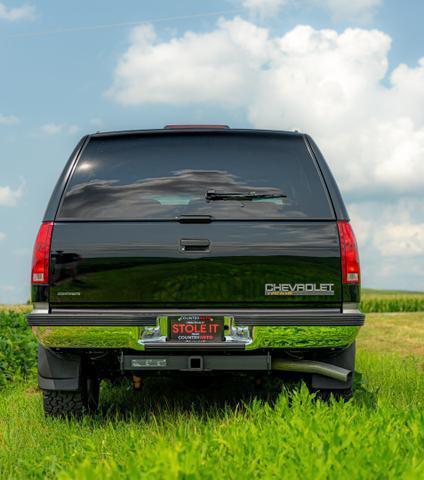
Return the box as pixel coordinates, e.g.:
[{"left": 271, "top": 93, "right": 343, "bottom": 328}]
[
  {"left": 178, "top": 215, "right": 212, "bottom": 224},
  {"left": 180, "top": 239, "right": 210, "bottom": 252}
]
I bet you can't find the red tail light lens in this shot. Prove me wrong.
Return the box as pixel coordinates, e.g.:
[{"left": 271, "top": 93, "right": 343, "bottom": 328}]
[
  {"left": 337, "top": 221, "right": 360, "bottom": 284},
  {"left": 31, "top": 222, "right": 53, "bottom": 284}
]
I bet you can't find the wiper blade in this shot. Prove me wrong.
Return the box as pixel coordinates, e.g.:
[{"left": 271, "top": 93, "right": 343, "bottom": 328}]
[{"left": 206, "top": 190, "right": 287, "bottom": 201}]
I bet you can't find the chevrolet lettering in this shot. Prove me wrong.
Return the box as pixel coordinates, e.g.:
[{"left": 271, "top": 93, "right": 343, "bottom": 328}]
[{"left": 265, "top": 283, "right": 335, "bottom": 296}]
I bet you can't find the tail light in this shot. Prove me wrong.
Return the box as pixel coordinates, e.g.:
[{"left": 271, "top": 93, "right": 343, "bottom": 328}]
[
  {"left": 337, "top": 221, "right": 360, "bottom": 284},
  {"left": 31, "top": 222, "right": 53, "bottom": 284}
]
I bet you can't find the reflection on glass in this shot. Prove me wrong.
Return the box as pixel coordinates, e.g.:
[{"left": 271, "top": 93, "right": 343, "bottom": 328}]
[
  {"left": 77, "top": 162, "right": 93, "bottom": 171},
  {"left": 60, "top": 169, "right": 291, "bottom": 219},
  {"left": 58, "top": 134, "right": 333, "bottom": 220}
]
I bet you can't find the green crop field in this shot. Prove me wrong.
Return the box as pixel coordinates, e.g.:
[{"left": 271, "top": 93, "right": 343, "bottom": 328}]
[
  {"left": 361, "top": 288, "right": 424, "bottom": 313},
  {"left": 0, "top": 299, "right": 423, "bottom": 479}
]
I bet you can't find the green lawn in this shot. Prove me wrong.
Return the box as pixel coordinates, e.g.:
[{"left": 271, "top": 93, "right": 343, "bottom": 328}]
[
  {"left": 358, "top": 312, "right": 424, "bottom": 361},
  {"left": 0, "top": 310, "right": 423, "bottom": 479}
]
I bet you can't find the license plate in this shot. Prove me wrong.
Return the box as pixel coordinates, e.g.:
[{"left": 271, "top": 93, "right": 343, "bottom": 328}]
[{"left": 169, "top": 315, "right": 224, "bottom": 343}]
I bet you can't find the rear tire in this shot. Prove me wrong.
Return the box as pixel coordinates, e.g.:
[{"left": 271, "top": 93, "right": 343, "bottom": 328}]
[{"left": 43, "top": 376, "right": 100, "bottom": 417}]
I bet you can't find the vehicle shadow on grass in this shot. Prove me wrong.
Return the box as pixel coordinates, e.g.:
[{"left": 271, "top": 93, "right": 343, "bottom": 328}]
[
  {"left": 351, "top": 371, "right": 378, "bottom": 409},
  {"left": 98, "top": 374, "right": 286, "bottom": 420},
  {"left": 96, "top": 371, "right": 377, "bottom": 421}
]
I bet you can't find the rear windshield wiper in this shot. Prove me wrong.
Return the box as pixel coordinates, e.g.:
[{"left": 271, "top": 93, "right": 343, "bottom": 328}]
[{"left": 206, "top": 190, "right": 287, "bottom": 201}]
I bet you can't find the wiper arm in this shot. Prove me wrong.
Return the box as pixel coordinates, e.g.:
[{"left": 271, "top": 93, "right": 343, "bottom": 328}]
[{"left": 205, "top": 190, "right": 287, "bottom": 201}]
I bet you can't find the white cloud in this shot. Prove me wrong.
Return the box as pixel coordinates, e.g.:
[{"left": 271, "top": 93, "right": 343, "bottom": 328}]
[
  {"left": 67, "top": 125, "right": 80, "bottom": 135},
  {"left": 41, "top": 123, "right": 64, "bottom": 135},
  {"left": 350, "top": 200, "right": 424, "bottom": 257},
  {"left": 315, "top": 0, "right": 383, "bottom": 22},
  {"left": 0, "top": 2, "right": 35, "bottom": 21},
  {"left": 241, "top": 0, "right": 383, "bottom": 21},
  {"left": 0, "top": 113, "right": 19, "bottom": 125},
  {"left": 348, "top": 199, "right": 424, "bottom": 290},
  {"left": 107, "top": 19, "right": 270, "bottom": 106},
  {"left": 0, "top": 285, "right": 15, "bottom": 293},
  {"left": 375, "top": 223, "right": 424, "bottom": 256},
  {"left": 243, "top": 0, "right": 288, "bottom": 17},
  {"left": 108, "top": 19, "right": 424, "bottom": 199},
  {"left": 0, "top": 183, "right": 23, "bottom": 206},
  {"left": 13, "top": 247, "right": 31, "bottom": 257},
  {"left": 89, "top": 117, "right": 103, "bottom": 128},
  {"left": 0, "top": 232, "right": 6, "bottom": 241},
  {"left": 40, "top": 123, "right": 79, "bottom": 135}
]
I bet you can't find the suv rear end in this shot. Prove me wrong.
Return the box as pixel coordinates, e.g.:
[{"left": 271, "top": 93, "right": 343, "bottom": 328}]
[{"left": 27, "top": 127, "right": 364, "bottom": 416}]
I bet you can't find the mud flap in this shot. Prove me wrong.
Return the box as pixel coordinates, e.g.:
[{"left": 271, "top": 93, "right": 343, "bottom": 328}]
[
  {"left": 38, "top": 345, "right": 81, "bottom": 391},
  {"left": 311, "top": 342, "right": 355, "bottom": 390}
]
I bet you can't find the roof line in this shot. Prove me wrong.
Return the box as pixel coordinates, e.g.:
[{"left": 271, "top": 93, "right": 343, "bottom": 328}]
[{"left": 90, "top": 128, "right": 303, "bottom": 138}]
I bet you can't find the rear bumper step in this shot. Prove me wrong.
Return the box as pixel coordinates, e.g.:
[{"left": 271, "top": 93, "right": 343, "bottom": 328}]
[
  {"left": 123, "top": 354, "right": 270, "bottom": 371},
  {"left": 27, "top": 309, "right": 364, "bottom": 327}
]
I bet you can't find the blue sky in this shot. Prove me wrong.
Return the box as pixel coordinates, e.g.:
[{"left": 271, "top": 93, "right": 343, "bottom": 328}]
[{"left": 1, "top": 0, "right": 423, "bottom": 303}]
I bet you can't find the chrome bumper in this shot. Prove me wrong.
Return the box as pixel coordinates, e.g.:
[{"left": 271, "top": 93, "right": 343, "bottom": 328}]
[{"left": 29, "top": 308, "right": 363, "bottom": 351}]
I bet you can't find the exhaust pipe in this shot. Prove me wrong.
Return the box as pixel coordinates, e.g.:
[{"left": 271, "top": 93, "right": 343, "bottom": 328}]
[{"left": 272, "top": 359, "right": 351, "bottom": 383}]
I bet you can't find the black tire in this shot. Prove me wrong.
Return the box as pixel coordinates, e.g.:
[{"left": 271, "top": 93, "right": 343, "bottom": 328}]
[
  {"left": 86, "top": 376, "right": 100, "bottom": 412},
  {"left": 42, "top": 376, "right": 100, "bottom": 417}
]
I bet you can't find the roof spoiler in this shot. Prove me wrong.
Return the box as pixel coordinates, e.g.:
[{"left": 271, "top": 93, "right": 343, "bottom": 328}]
[{"left": 164, "top": 124, "right": 230, "bottom": 129}]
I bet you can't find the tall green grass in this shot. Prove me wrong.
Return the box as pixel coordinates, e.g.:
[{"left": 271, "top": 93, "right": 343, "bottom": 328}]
[
  {"left": 0, "top": 310, "right": 37, "bottom": 387},
  {"left": 0, "top": 352, "right": 423, "bottom": 479}
]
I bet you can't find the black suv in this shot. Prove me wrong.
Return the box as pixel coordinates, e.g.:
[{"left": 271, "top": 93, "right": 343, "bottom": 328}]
[{"left": 28, "top": 126, "right": 364, "bottom": 416}]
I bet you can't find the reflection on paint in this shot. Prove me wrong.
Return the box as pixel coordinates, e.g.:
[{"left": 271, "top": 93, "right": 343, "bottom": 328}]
[
  {"left": 247, "top": 326, "right": 359, "bottom": 349},
  {"left": 34, "top": 324, "right": 359, "bottom": 350}
]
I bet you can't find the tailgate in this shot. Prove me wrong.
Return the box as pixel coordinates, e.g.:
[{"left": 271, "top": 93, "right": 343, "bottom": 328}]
[{"left": 50, "top": 221, "right": 341, "bottom": 308}]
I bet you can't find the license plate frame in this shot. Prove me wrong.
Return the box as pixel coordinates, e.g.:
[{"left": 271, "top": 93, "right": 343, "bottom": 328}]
[{"left": 168, "top": 315, "right": 225, "bottom": 343}]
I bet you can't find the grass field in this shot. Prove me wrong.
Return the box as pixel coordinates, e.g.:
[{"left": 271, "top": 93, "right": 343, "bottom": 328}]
[{"left": 0, "top": 305, "right": 423, "bottom": 479}]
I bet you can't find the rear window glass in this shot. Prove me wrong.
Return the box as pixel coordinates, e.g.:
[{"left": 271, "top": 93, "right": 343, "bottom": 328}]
[{"left": 57, "top": 133, "right": 334, "bottom": 220}]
